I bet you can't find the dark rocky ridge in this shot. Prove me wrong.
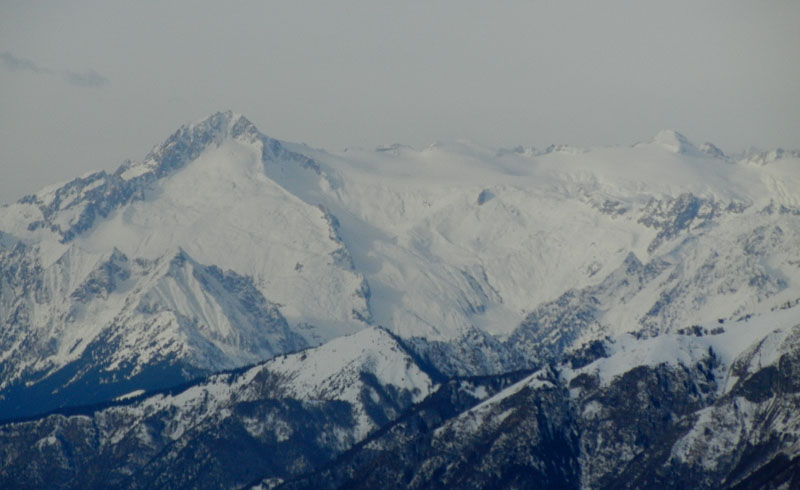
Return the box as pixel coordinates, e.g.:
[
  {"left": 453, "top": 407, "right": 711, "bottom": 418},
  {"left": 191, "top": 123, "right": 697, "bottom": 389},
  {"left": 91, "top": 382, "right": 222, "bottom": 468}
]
[{"left": 0, "top": 324, "right": 797, "bottom": 490}]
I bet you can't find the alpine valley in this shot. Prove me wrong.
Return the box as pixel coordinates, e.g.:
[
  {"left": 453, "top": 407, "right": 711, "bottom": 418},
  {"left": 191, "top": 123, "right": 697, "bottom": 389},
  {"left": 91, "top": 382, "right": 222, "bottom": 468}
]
[{"left": 1, "top": 111, "right": 799, "bottom": 489}]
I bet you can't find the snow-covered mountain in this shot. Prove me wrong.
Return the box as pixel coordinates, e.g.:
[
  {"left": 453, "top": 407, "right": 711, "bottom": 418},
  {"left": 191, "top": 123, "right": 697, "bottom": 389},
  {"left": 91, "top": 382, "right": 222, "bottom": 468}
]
[
  {"left": 2, "top": 312, "right": 797, "bottom": 489},
  {"left": 0, "top": 327, "right": 438, "bottom": 488},
  {"left": 1, "top": 111, "right": 799, "bottom": 487},
  {"left": 274, "top": 310, "right": 800, "bottom": 490},
  {"left": 0, "top": 112, "right": 371, "bottom": 418}
]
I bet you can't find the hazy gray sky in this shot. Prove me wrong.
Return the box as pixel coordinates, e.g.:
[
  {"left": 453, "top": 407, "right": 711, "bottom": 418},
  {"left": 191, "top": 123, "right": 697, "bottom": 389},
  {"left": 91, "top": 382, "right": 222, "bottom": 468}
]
[{"left": 1, "top": 0, "right": 798, "bottom": 203}]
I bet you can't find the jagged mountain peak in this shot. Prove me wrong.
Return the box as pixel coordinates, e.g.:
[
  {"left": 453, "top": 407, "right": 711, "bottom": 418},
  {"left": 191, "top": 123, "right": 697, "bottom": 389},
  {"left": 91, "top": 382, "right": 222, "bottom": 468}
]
[
  {"left": 2, "top": 111, "right": 329, "bottom": 247},
  {"left": 739, "top": 147, "right": 800, "bottom": 166},
  {"left": 117, "top": 110, "right": 260, "bottom": 181},
  {"left": 178, "top": 110, "right": 255, "bottom": 140},
  {"left": 0, "top": 112, "right": 374, "bottom": 420},
  {"left": 650, "top": 129, "right": 699, "bottom": 154},
  {"left": 699, "top": 141, "right": 726, "bottom": 159}
]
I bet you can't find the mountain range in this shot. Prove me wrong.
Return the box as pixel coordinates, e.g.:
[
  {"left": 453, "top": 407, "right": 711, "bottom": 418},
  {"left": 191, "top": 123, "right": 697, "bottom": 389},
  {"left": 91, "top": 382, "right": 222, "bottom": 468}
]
[{"left": 1, "top": 111, "right": 798, "bottom": 488}]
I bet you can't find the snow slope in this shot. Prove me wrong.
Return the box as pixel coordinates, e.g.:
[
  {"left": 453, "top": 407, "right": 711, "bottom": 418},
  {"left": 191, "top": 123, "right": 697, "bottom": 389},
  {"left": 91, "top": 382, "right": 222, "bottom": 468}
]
[
  {"left": 272, "top": 134, "right": 800, "bottom": 349},
  {"left": 0, "top": 327, "right": 436, "bottom": 489},
  {"left": 0, "top": 112, "right": 371, "bottom": 417}
]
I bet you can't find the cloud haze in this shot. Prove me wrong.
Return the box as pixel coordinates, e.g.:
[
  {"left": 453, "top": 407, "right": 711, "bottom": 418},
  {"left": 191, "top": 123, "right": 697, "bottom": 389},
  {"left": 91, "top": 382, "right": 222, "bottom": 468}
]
[
  {"left": 62, "top": 67, "right": 107, "bottom": 88},
  {"left": 0, "top": 0, "right": 798, "bottom": 203},
  {"left": 0, "top": 51, "right": 50, "bottom": 74},
  {"left": 1, "top": 51, "right": 107, "bottom": 88}
]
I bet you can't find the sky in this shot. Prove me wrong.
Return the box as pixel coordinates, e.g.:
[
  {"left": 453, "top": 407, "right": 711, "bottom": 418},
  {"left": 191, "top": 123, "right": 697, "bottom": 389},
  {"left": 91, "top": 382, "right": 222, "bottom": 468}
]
[{"left": 1, "top": 0, "right": 799, "bottom": 203}]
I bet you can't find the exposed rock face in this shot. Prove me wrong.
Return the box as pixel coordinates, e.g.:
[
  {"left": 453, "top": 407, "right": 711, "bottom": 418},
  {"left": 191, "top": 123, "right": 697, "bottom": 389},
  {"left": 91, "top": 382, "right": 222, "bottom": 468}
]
[
  {"left": 0, "top": 328, "right": 436, "bottom": 490},
  {"left": 0, "top": 246, "right": 307, "bottom": 420},
  {"left": 1, "top": 323, "right": 797, "bottom": 490},
  {"left": 274, "top": 325, "right": 800, "bottom": 490}
]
